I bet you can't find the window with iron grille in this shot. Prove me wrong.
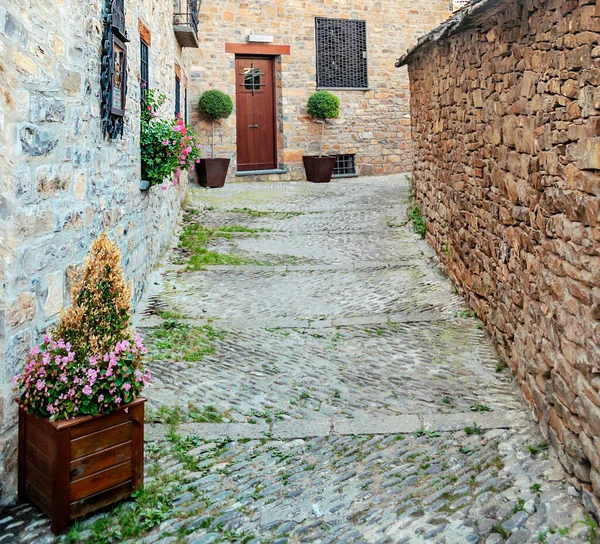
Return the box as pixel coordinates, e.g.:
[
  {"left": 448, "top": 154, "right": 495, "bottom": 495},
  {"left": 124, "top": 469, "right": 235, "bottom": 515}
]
[
  {"left": 175, "top": 75, "right": 181, "bottom": 117},
  {"left": 140, "top": 39, "right": 149, "bottom": 103},
  {"left": 315, "top": 18, "right": 368, "bottom": 90},
  {"left": 333, "top": 154, "right": 357, "bottom": 177}
]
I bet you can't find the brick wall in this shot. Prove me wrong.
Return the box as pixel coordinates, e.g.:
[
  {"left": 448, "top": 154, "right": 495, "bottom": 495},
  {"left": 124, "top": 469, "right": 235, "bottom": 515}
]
[
  {"left": 189, "top": 0, "right": 451, "bottom": 181},
  {"left": 0, "top": 0, "right": 190, "bottom": 503},
  {"left": 403, "top": 0, "right": 600, "bottom": 513}
]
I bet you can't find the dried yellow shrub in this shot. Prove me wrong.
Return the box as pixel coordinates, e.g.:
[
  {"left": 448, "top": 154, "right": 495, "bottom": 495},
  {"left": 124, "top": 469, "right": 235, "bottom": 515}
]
[{"left": 55, "top": 233, "right": 132, "bottom": 356}]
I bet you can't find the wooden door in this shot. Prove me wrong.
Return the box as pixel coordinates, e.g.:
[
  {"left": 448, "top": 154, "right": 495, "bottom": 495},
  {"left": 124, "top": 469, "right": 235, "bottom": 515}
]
[{"left": 236, "top": 57, "right": 277, "bottom": 171}]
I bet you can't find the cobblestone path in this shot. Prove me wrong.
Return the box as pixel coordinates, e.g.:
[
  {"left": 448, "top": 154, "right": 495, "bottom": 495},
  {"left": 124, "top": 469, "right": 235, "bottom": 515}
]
[{"left": 1, "top": 176, "right": 595, "bottom": 543}]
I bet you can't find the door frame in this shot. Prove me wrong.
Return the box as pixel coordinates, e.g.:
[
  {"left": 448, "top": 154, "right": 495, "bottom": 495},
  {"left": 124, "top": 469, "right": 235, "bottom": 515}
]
[{"left": 235, "top": 54, "right": 278, "bottom": 172}]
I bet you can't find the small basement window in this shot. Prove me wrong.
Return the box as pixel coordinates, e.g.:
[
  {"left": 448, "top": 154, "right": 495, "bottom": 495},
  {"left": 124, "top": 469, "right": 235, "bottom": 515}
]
[{"left": 333, "top": 154, "right": 357, "bottom": 177}]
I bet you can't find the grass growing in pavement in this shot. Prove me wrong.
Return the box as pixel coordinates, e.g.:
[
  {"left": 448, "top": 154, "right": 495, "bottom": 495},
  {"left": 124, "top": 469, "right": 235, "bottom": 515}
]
[
  {"left": 231, "top": 207, "right": 305, "bottom": 219},
  {"left": 177, "top": 223, "right": 254, "bottom": 268},
  {"left": 148, "top": 320, "right": 226, "bottom": 363}
]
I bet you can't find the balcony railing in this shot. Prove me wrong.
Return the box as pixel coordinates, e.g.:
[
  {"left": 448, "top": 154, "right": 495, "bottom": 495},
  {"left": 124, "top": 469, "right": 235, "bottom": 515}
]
[{"left": 173, "top": 0, "right": 201, "bottom": 48}]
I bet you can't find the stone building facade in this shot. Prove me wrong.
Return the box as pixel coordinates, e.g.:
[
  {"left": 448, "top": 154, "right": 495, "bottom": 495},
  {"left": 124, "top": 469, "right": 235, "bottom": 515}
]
[
  {"left": 0, "top": 0, "right": 193, "bottom": 503},
  {"left": 189, "top": 0, "right": 451, "bottom": 181},
  {"left": 399, "top": 0, "right": 600, "bottom": 513}
]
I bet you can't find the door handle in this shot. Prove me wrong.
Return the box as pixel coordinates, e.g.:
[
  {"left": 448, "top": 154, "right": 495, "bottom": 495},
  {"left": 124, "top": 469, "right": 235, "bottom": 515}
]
[{"left": 249, "top": 125, "right": 259, "bottom": 129}]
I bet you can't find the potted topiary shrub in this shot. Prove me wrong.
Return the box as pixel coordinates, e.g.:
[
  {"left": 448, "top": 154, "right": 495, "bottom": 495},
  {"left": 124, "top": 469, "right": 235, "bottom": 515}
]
[
  {"left": 14, "top": 234, "right": 151, "bottom": 534},
  {"left": 197, "top": 90, "right": 234, "bottom": 188},
  {"left": 303, "top": 91, "right": 340, "bottom": 183}
]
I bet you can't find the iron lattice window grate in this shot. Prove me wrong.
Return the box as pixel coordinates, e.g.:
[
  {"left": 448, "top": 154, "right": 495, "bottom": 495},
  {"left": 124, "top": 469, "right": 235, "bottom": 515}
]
[
  {"left": 333, "top": 154, "right": 357, "bottom": 176},
  {"left": 316, "top": 17, "right": 368, "bottom": 89}
]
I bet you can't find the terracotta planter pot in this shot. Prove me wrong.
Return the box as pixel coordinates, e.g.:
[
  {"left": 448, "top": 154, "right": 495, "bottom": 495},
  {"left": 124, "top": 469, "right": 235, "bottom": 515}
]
[
  {"left": 18, "top": 397, "right": 146, "bottom": 534},
  {"left": 197, "top": 158, "right": 230, "bottom": 188},
  {"left": 303, "top": 155, "right": 336, "bottom": 183}
]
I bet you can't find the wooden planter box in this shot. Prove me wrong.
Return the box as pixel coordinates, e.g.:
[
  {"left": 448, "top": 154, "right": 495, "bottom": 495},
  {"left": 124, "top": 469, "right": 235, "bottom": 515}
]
[{"left": 18, "top": 397, "right": 146, "bottom": 534}]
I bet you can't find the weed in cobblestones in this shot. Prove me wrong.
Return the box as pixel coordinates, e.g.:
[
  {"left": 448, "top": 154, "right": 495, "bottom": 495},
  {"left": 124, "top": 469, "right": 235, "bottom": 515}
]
[
  {"left": 408, "top": 204, "right": 426, "bottom": 238},
  {"left": 471, "top": 402, "right": 492, "bottom": 412},
  {"left": 531, "top": 482, "right": 542, "bottom": 495},
  {"left": 496, "top": 361, "right": 508, "bottom": 372},
  {"left": 456, "top": 309, "right": 477, "bottom": 318},
  {"left": 513, "top": 497, "right": 526, "bottom": 513},
  {"left": 492, "top": 525, "right": 510, "bottom": 539},
  {"left": 149, "top": 320, "right": 226, "bottom": 363},
  {"left": 529, "top": 441, "right": 549, "bottom": 456},
  {"left": 464, "top": 423, "right": 483, "bottom": 436},
  {"left": 177, "top": 222, "right": 255, "bottom": 268},
  {"left": 157, "top": 309, "right": 191, "bottom": 320},
  {"left": 189, "top": 404, "right": 224, "bottom": 423},
  {"left": 217, "top": 225, "right": 271, "bottom": 237},
  {"left": 231, "top": 207, "right": 304, "bottom": 219},
  {"left": 413, "top": 429, "right": 426, "bottom": 437}
]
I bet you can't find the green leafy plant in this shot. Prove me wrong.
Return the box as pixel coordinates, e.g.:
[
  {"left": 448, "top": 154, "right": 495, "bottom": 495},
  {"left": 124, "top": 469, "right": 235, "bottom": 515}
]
[
  {"left": 409, "top": 204, "right": 426, "bottom": 238},
  {"left": 198, "top": 90, "right": 234, "bottom": 158},
  {"left": 307, "top": 91, "right": 340, "bottom": 156},
  {"left": 141, "top": 89, "right": 201, "bottom": 187}
]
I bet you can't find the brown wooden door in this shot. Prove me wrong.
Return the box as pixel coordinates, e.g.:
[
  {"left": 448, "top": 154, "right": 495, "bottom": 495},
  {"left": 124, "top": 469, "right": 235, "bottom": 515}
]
[{"left": 235, "top": 57, "right": 277, "bottom": 171}]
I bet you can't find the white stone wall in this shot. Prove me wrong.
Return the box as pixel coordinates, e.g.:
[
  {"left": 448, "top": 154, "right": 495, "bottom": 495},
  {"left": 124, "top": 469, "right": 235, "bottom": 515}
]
[{"left": 0, "top": 0, "right": 191, "bottom": 502}]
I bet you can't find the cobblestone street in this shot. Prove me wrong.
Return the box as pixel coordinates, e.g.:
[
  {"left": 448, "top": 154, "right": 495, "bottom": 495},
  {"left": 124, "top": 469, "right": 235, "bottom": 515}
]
[{"left": 1, "top": 176, "right": 595, "bottom": 543}]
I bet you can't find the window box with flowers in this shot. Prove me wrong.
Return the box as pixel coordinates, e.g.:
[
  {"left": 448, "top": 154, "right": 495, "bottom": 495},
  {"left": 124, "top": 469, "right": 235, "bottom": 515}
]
[
  {"left": 140, "top": 89, "right": 202, "bottom": 189},
  {"left": 14, "top": 235, "right": 152, "bottom": 534}
]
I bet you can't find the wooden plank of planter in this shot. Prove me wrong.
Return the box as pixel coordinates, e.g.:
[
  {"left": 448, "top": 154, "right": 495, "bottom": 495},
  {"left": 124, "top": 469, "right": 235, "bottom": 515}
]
[
  {"left": 70, "top": 403, "right": 143, "bottom": 439},
  {"left": 70, "top": 421, "right": 132, "bottom": 459},
  {"left": 26, "top": 441, "right": 52, "bottom": 475},
  {"left": 25, "top": 460, "right": 52, "bottom": 501},
  {"left": 70, "top": 441, "right": 132, "bottom": 481},
  {"left": 51, "top": 426, "right": 70, "bottom": 534},
  {"left": 70, "top": 480, "right": 133, "bottom": 518},
  {"left": 70, "top": 460, "right": 133, "bottom": 502},
  {"left": 131, "top": 402, "right": 144, "bottom": 490}
]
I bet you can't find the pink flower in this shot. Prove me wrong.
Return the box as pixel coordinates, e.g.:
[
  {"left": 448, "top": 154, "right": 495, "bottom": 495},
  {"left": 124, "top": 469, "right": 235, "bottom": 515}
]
[
  {"left": 98, "top": 394, "right": 104, "bottom": 402},
  {"left": 123, "top": 383, "right": 131, "bottom": 391},
  {"left": 82, "top": 385, "right": 92, "bottom": 396},
  {"left": 162, "top": 140, "right": 169, "bottom": 146},
  {"left": 36, "top": 379, "right": 45, "bottom": 391},
  {"left": 173, "top": 125, "right": 182, "bottom": 132},
  {"left": 115, "top": 397, "right": 122, "bottom": 404}
]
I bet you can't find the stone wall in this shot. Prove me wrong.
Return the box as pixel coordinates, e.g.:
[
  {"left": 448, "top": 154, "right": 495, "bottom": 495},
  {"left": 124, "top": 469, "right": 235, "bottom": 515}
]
[
  {"left": 189, "top": 0, "right": 451, "bottom": 181},
  {"left": 0, "top": 0, "right": 190, "bottom": 503},
  {"left": 404, "top": 0, "right": 600, "bottom": 513}
]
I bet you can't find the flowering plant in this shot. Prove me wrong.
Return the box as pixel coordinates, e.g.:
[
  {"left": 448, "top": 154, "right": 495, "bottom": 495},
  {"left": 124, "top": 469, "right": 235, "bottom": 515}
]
[
  {"left": 13, "top": 234, "right": 151, "bottom": 421},
  {"left": 141, "top": 89, "right": 202, "bottom": 187},
  {"left": 14, "top": 335, "right": 150, "bottom": 421}
]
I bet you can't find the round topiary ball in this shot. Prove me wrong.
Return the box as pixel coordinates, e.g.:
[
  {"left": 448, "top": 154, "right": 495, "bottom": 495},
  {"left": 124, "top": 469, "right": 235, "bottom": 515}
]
[
  {"left": 307, "top": 91, "right": 340, "bottom": 121},
  {"left": 198, "top": 90, "right": 234, "bottom": 122}
]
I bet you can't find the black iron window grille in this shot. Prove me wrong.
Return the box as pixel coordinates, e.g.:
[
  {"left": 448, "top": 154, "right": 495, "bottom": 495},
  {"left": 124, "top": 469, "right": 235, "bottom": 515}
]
[
  {"left": 173, "top": 0, "right": 200, "bottom": 35},
  {"left": 333, "top": 154, "right": 357, "bottom": 176},
  {"left": 140, "top": 39, "right": 149, "bottom": 103},
  {"left": 315, "top": 17, "right": 368, "bottom": 90},
  {"left": 175, "top": 75, "right": 181, "bottom": 117}
]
